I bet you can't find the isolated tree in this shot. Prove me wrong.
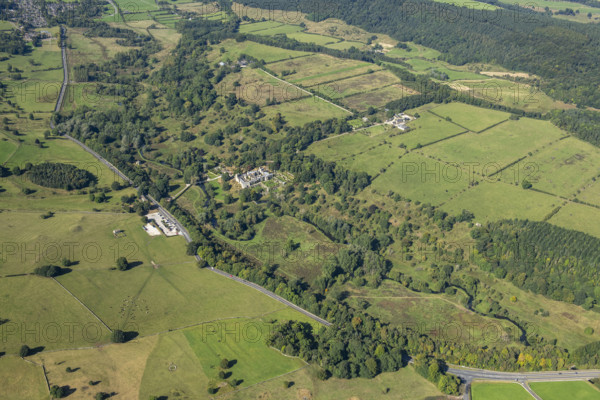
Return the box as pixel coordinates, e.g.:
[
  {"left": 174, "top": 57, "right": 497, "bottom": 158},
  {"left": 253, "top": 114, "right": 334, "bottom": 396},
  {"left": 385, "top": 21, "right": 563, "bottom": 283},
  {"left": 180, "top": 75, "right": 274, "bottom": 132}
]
[
  {"left": 521, "top": 179, "right": 532, "bottom": 189},
  {"left": 49, "top": 385, "right": 64, "bottom": 398},
  {"left": 19, "top": 345, "right": 30, "bottom": 358},
  {"left": 220, "top": 358, "right": 230, "bottom": 369},
  {"left": 111, "top": 181, "right": 121, "bottom": 191},
  {"left": 116, "top": 257, "right": 128, "bottom": 271},
  {"left": 111, "top": 329, "right": 125, "bottom": 343}
]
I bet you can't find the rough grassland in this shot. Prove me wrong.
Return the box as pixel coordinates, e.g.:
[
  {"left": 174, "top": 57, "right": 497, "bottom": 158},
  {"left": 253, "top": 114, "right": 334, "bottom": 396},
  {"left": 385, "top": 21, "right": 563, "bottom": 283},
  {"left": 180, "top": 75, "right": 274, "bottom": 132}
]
[
  {"left": 32, "top": 336, "right": 158, "bottom": 400},
  {"left": 0, "top": 356, "right": 48, "bottom": 400},
  {"left": 219, "top": 365, "right": 445, "bottom": 400},
  {"left": 221, "top": 216, "right": 339, "bottom": 285}
]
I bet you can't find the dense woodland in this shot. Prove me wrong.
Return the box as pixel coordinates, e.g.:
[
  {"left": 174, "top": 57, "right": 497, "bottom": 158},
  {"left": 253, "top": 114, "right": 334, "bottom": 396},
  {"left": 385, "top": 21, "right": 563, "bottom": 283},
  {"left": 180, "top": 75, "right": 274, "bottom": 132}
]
[
  {"left": 28, "top": 162, "right": 96, "bottom": 190},
  {"left": 472, "top": 220, "right": 600, "bottom": 309}
]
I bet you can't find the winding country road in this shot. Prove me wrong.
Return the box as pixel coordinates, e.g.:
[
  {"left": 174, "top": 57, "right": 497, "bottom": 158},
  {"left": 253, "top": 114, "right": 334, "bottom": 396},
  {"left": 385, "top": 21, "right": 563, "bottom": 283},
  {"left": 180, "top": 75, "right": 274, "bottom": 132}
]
[{"left": 52, "top": 26, "right": 331, "bottom": 328}]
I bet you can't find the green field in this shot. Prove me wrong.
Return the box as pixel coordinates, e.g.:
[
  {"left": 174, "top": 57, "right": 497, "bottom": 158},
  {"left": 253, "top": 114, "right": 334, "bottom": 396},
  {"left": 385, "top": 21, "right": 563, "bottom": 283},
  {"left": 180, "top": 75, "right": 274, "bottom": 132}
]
[
  {"left": 422, "top": 118, "right": 566, "bottom": 171},
  {"left": 114, "top": 0, "right": 158, "bottom": 12},
  {"left": 56, "top": 264, "right": 290, "bottom": 336},
  {"left": 576, "top": 178, "right": 600, "bottom": 207},
  {"left": 530, "top": 381, "right": 600, "bottom": 400},
  {"left": 428, "top": 102, "right": 509, "bottom": 132},
  {"left": 342, "top": 84, "right": 416, "bottom": 110},
  {"left": 432, "top": 0, "right": 500, "bottom": 9},
  {"left": 370, "top": 151, "right": 472, "bottom": 205},
  {"left": 0, "top": 356, "right": 48, "bottom": 400},
  {"left": 0, "top": 275, "right": 112, "bottom": 353},
  {"left": 441, "top": 181, "right": 560, "bottom": 221},
  {"left": 184, "top": 318, "right": 306, "bottom": 386},
  {"left": 450, "top": 78, "right": 572, "bottom": 112},
  {"left": 262, "top": 96, "right": 350, "bottom": 126},
  {"left": 308, "top": 130, "right": 390, "bottom": 163},
  {"left": 471, "top": 382, "right": 532, "bottom": 400},
  {"left": 386, "top": 110, "right": 467, "bottom": 149},
  {"left": 268, "top": 54, "right": 372, "bottom": 85},
  {"left": 211, "top": 39, "right": 311, "bottom": 64},
  {"left": 548, "top": 202, "right": 600, "bottom": 238},
  {"left": 316, "top": 70, "right": 400, "bottom": 99},
  {"left": 505, "top": 137, "right": 600, "bottom": 198}
]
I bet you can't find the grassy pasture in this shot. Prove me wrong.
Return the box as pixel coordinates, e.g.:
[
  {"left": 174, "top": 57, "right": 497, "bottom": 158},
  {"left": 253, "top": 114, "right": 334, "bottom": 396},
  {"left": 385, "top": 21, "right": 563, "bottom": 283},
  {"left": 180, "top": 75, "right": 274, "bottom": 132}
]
[
  {"left": 324, "top": 39, "right": 365, "bottom": 50},
  {"left": 211, "top": 39, "right": 311, "bottom": 64},
  {"left": 431, "top": 0, "right": 500, "bottom": 9},
  {"left": 286, "top": 31, "right": 339, "bottom": 45},
  {"left": 221, "top": 365, "right": 445, "bottom": 400},
  {"left": 56, "top": 264, "right": 289, "bottom": 336},
  {"left": 422, "top": 118, "right": 566, "bottom": 170},
  {"left": 370, "top": 151, "right": 471, "bottom": 205},
  {"left": 449, "top": 78, "right": 573, "bottom": 113},
  {"left": 386, "top": 111, "right": 466, "bottom": 150},
  {"left": 308, "top": 130, "right": 390, "bottom": 162},
  {"left": 114, "top": 0, "right": 158, "bottom": 12},
  {"left": 34, "top": 336, "right": 158, "bottom": 400},
  {"left": 530, "top": 381, "right": 600, "bottom": 400},
  {"left": 238, "top": 20, "right": 284, "bottom": 33},
  {"left": 337, "top": 143, "right": 406, "bottom": 176},
  {"left": 575, "top": 178, "right": 600, "bottom": 207},
  {"left": 0, "top": 212, "right": 186, "bottom": 275},
  {"left": 184, "top": 318, "right": 306, "bottom": 387},
  {"left": 548, "top": 202, "right": 600, "bottom": 238},
  {"left": 428, "top": 102, "right": 509, "bottom": 132},
  {"left": 441, "top": 181, "right": 560, "bottom": 221},
  {"left": 0, "top": 275, "right": 112, "bottom": 353},
  {"left": 268, "top": 54, "right": 371, "bottom": 85},
  {"left": 505, "top": 137, "right": 600, "bottom": 198},
  {"left": 386, "top": 42, "right": 442, "bottom": 60},
  {"left": 0, "top": 356, "right": 48, "bottom": 400},
  {"left": 341, "top": 84, "right": 417, "bottom": 111},
  {"left": 220, "top": 67, "right": 306, "bottom": 105},
  {"left": 261, "top": 97, "right": 349, "bottom": 126},
  {"left": 239, "top": 22, "right": 304, "bottom": 35},
  {"left": 317, "top": 70, "right": 400, "bottom": 99},
  {"left": 471, "top": 382, "right": 532, "bottom": 400},
  {"left": 176, "top": 185, "right": 207, "bottom": 216}
]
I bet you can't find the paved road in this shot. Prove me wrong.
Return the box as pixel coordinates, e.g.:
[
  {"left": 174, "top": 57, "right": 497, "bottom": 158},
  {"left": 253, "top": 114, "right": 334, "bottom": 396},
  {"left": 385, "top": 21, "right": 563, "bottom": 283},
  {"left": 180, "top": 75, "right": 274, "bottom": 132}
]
[
  {"left": 448, "top": 365, "right": 600, "bottom": 400},
  {"left": 448, "top": 366, "right": 600, "bottom": 382},
  {"left": 54, "top": 26, "right": 68, "bottom": 115},
  {"left": 52, "top": 39, "right": 332, "bottom": 328}
]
